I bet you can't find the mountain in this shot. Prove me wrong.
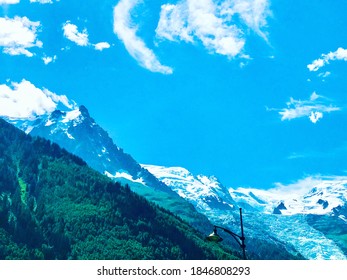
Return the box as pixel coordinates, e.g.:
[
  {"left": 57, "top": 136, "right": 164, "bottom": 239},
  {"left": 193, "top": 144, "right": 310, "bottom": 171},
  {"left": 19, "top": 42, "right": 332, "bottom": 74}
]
[
  {"left": 230, "top": 180, "right": 347, "bottom": 216},
  {"left": 8, "top": 105, "right": 166, "bottom": 192},
  {"left": 143, "top": 164, "right": 347, "bottom": 260},
  {"left": 231, "top": 179, "right": 347, "bottom": 259},
  {"left": 8, "top": 102, "right": 341, "bottom": 260},
  {"left": 4, "top": 105, "right": 305, "bottom": 259},
  {"left": 5, "top": 105, "right": 213, "bottom": 234},
  {"left": 140, "top": 165, "right": 237, "bottom": 212},
  {"left": 0, "top": 118, "right": 237, "bottom": 260}
]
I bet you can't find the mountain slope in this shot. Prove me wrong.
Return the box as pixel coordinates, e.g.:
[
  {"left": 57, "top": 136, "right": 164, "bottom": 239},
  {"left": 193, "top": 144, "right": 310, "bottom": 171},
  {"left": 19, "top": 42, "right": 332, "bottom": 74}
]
[
  {"left": 0, "top": 118, "right": 237, "bottom": 260},
  {"left": 141, "top": 165, "right": 237, "bottom": 211},
  {"left": 6, "top": 103, "right": 341, "bottom": 259},
  {"left": 10, "top": 106, "right": 167, "bottom": 192},
  {"left": 6, "top": 106, "right": 212, "bottom": 233}
]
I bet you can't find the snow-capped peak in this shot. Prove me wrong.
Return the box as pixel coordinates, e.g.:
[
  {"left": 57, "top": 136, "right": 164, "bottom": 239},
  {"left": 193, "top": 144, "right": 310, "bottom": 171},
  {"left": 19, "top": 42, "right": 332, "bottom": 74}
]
[
  {"left": 143, "top": 164, "right": 347, "bottom": 216},
  {"left": 43, "top": 107, "right": 83, "bottom": 127},
  {"left": 141, "top": 164, "right": 236, "bottom": 211},
  {"left": 230, "top": 176, "right": 347, "bottom": 215}
]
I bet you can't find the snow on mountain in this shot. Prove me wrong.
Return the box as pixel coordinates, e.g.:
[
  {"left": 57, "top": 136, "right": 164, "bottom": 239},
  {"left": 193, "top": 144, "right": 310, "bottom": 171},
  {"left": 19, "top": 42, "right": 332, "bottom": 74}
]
[
  {"left": 104, "top": 170, "right": 145, "bottom": 185},
  {"left": 143, "top": 165, "right": 347, "bottom": 217},
  {"left": 144, "top": 164, "right": 347, "bottom": 260},
  {"left": 2, "top": 81, "right": 345, "bottom": 259},
  {"left": 231, "top": 176, "right": 347, "bottom": 215},
  {"left": 141, "top": 164, "right": 236, "bottom": 212},
  {"left": 4, "top": 103, "right": 173, "bottom": 192}
]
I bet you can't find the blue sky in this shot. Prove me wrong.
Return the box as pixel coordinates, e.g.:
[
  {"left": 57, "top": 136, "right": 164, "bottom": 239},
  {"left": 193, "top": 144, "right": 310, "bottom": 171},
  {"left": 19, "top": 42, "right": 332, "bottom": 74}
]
[{"left": 0, "top": 0, "right": 347, "bottom": 189}]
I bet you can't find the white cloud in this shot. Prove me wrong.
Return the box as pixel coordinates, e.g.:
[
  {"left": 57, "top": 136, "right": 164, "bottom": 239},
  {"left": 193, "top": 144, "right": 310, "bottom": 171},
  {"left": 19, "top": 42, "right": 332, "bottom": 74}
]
[
  {"left": 30, "top": 0, "right": 53, "bottom": 3},
  {"left": 94, "top": 42, "right": 110, "bottom": 51},
  {"left": 308, "top": 47, "right": 347, "bottom": 72},
  {"left": 309, "top": 111, "right": 323, "bottom": 124},
  {"left": 308, "top": 58, "right": 324, "bottom": 72},
  {"left": 287, "top": 152, "right": 306, "bottom": 160},
  {"left": 3, "top": 47, "right": 34, "bottom": 57},
  {"left": 156, "top": 0, "right": 270, "bottom": 58},
  {"left": 62, "top": 21, "right": 111, "bottom": 52},
  {"left": 318, "top": 71, "right": 331, "bottom": 79},
  {"left": 0, "top": 16, "right": 42, "bottom": 57},
  {"left": 272, "top": 176, "right": 325, "bottom": 195},
  {"left": 155, "top": 3, "right": 195, "bottom": 44},
  {"left": 228, "top": 0, "right": 271, "bottom": 40},
  {"left": 63, "top": 21, "right": 89, "bottom": 46},
  {"left": 0, "top": 0, "right": 55, "bottom": 3},
  {"left": 0, "top": 0, "right": 20, "bottom": 4},
  {"left": 42, "top": 54, "right": 57, "bottom": 65},
  {"left": 310, "top": 91, "right": 320, "bottom": 101},
  {"left": 113, "top": 0, "right": 173, "bottom": 74},
  {"left": 272, "top": 175, "right": 347, "bottom": 197},
  {"left": 272, "top": 92, "right": 340, "bottom": 123},
  {"left": 0, "top": 80, "right": 75, "bottom": 120}
]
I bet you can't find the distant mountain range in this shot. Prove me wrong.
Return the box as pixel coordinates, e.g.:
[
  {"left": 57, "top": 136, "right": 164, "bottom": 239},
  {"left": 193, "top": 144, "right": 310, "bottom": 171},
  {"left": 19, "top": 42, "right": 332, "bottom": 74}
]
[
  {"left": 143, "top": 165, "right": 347, "bottom": 260},
  {"left": 5, "top": 103, "right": 346, "bottom": 259}
]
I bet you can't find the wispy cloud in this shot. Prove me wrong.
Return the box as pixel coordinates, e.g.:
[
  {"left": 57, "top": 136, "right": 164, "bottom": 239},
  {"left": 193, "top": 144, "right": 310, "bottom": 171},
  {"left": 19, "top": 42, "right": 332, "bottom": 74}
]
[
  {"left": 62, "top": 21, "right": 89, "bottom": 46},
  {"left": 30, "top": 0, "right": 53, "bottom": 3},
  {"left": 318, "top": 71, "right": 331, "bottom": 79},
  {"left": 287, "top": 142, "right": 347, "bottom": 161},
  {"left": 0, "top": 16, "right": 42, "bottom": 57},
  {"left": 272, "top": 175, "right": 347, "bottom": 196},
  {"left": 229, "top": 0, "right": 271, "bottom": 41},
  {"left": 269, "top": 92, "right": 340, "bottom": 124},
  {"left": 0, "top": 0, "right": 20, "bottom": 4},
  {"left": 0, "top": 0, "right": 54, "bottom": 4},
  {"left": 0, "top": 80, "right": 74, "bottom": 120},
  {"left": 308, "top": 47, "right": 347, "bottom": 72},
  {"left": 156, "top": 0, "right": 271, "bottom": 58},
  {"left": 113, "top": 0, "right": 173, "bottom": 74},
  {"left": 287, "top": 152, "right": 306, "bottom": 160}
]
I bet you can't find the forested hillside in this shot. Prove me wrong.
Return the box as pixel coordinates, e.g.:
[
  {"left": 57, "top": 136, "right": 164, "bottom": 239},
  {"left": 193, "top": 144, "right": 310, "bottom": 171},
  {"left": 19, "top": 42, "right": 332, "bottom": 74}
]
[{"left": 0, "top": 118, "right": 237, "bottom": 260}]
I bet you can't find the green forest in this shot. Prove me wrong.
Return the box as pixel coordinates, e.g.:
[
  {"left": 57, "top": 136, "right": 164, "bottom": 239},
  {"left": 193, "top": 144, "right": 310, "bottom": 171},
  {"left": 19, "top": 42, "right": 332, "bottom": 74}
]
[{"left": 0, "top": 118, "right": 239, "bottom": 260}]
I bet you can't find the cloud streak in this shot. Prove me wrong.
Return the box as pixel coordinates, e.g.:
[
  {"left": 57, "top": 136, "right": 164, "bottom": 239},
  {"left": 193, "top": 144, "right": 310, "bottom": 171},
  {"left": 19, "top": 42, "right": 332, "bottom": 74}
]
[
  {"left": 226, "top": 0, "right": 271, "bottom": 40},
  {"left": 30, "top": 0, "right": 53, "bottom": 3},
  {"left": 0, "top": 16, "right": 42, "bottom": 57},
  {"left": 0, "top": 80, "right": 75, "bottom": 120},
  {"left": 308, "top": 47, "right": 347, "bottom": 72},
  {"left": 0, "top": 0, "right": 20, "bottom": 4},
  {"left": 270, "top": 92, "right": 340, "bottom": 124},
  {"left": 156, "top": 0, "right": 271, "bottom": 58},
  {"left": 113, "top": 0, "right": 173, "bottom": 74},
  {"left": 0, "top": 0, "right": 54, "bottom": 4}
]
